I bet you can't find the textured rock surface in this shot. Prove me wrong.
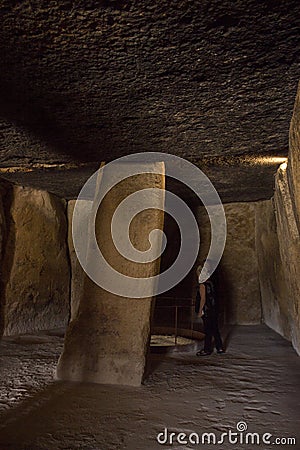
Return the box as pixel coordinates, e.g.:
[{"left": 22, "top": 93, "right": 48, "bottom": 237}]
[
  {"left": 0, "top": 184, "right": 7, "bottom": 337},
  {"left": 0, "top": 157, "right": 287, "bottom": 203},
  {"left": 196, "top": 202, "right": 261, "bottom": 325},
  {"left": 255, "top": 200, "right": 291, "bottom": 339},
  {"left": 274, "top": 165, "right": 300, "bottom": 355},
  {"left": 289, "top": 81, "right": 300, "bottom": 228},
  {"left": 1, "top": 186, "right": 70, "bottom": 336},
  {"left": 0, "top": 0, "right": 298, "bottom": 200},
  {"left": 1, "top": 326, "right": 299, "bottom": 450},
  {"left": 57, "top": 162, "right": 165, "bottom": 386},
  {"left": 254, "top": 86, "right": 300, "bottom": 355},
  {"left": 67, "top": 200, "right": 91, "bottom": 321}
]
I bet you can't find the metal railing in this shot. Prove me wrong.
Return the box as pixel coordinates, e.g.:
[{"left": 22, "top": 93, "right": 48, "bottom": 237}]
[{"left": 152, "top": 296, "right": 203, "bottom": 346}]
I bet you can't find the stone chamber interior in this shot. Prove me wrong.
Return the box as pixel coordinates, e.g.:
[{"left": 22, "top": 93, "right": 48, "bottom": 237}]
[{"left": 0, "top": 1, "right": 300, "bottom": 449}]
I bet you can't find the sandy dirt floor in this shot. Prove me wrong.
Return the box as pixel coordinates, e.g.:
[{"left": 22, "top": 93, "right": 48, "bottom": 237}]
[{"left": 0, "top": 325, "right": 299, "bottom": 450}]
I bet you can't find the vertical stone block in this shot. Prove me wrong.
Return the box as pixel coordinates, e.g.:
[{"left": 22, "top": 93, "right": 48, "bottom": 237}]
[
  {"left": 195, "top": 202, "right": 262, "bottom": 325},
  {"left": 289, "top": 81, "right": 300, "bottom": 229},
  {"left": 67, "top": 200, "right": 92, "bottom": 321},
  {"left": 255, "top": 200, "right": 291, "bottom": 339},
  {"left": 222, "top": 203, "right": 262, "bottom": 324},
  {"left": 56, "top": 162, "right": 165, "bottom": 386},
  {"left": 257, "top": 84, "right": 300, "bottom": 356},
  {"left": 274, "top": 165, "right": 300, "bottom": 355},
  {"left": 2, "top": 186, "right": 70, "bottom": 335},
  {"left": 0, "top": 182, "right": 7, "bottom": 337}
]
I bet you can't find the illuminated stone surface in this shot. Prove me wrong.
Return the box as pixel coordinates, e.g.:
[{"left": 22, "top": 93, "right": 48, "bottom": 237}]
[
  {"left": 255, "top": 83, "right": 300, "bottom": 355},
  {"left": 289, "top": 81, "right": 300, "bottom": 227},
  {"left": 195, "top": 202, "right": 261, "bottom": 325},
  {"left": 273, "top": 165, "right": 300, "bottom": 355},
  {"left": 56, "top": 162, "right": 165, "bottom": 386},
  {"left": 0, "top": 185, "right": 70, "bottom": 337},
  {"left": 255, "top": 200, "right": 291, "bottom": 339},
  {"left": 67, "top": 199, "right": 91, "bottom": 322}
]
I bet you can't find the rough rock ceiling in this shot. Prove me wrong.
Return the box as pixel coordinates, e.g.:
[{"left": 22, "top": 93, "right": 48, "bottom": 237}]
[{"left": 0, "top": 0, "right": 299, "bottom": 202}]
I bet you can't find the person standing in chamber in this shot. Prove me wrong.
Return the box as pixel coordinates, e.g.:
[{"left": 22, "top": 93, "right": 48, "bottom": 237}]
[{"left": 195, "top": 263, "right": 225, "bottom": 356}]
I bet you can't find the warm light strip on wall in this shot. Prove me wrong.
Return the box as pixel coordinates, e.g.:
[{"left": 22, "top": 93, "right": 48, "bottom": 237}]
[
  {"left": 0, "top": 162, "right": 99, "bottom": 174},
  {"left": 250, "top": 156, "right": 288, "bottom": 165}
]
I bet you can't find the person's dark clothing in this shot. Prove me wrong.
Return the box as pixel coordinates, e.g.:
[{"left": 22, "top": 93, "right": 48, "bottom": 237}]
[
  {"left": 196, "top": 278, "right": 223, "bottom": 353},
  {"left": 195, "top": 288, "right": 201, "bottom": 314},
  {"left": 202, "top": 279, "right": 218, "bottom": 316},
  {"left": 202, "top": 315, "right": 223, "bottom": 353}
]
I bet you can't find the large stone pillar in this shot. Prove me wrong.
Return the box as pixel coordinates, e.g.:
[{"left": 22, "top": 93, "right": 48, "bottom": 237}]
[
  {"left": 274, "top": 156, "right": 300, "bottom": 356},
  {"left": 195, "top": 202, "right": 261, "bottom": 325},
  {"left": 56, "top": 162, "right": 165, "bottom": 386},
  {"left": 289, "top": 80, "right": 300, "bottom": 229},
  {"left": 67, "top": 199, "right": 92, "bottom": 321},
  {"left": 1, "top": 185, "right": 70, "bottom": 336},
  {"left": 255, "top": 84, "right": 300, "bottom": 356},
  {"left": 0, "top": 182, "right": 7, "bottom": 338}
]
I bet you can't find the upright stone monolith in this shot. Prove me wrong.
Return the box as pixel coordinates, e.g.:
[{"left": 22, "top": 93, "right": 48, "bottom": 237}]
[{"left": 56, "top": 162, "right": 165, "bottom": 385}]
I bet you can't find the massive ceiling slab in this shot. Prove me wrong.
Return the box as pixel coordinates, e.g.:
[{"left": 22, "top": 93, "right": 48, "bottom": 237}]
[{"left": 0, "top": 0, "right": 299, "bottom": 202}]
